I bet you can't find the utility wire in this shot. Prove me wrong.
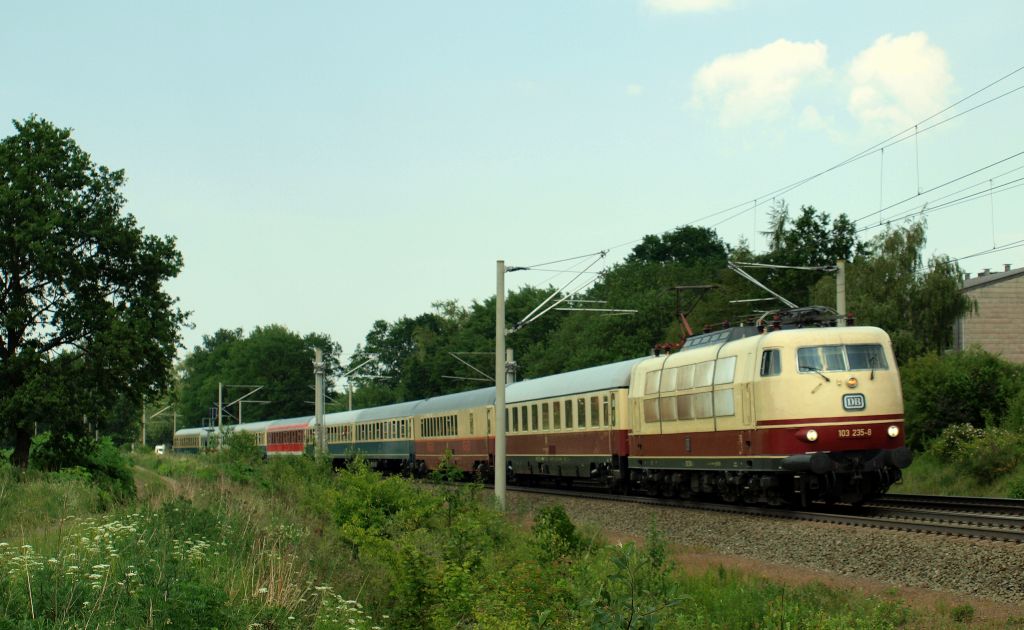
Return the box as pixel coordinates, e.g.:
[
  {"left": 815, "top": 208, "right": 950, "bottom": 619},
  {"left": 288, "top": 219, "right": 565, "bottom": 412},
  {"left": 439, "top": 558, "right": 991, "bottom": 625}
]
[{"left": 854, "top": 150, "right": 1024, "bottom": 224}]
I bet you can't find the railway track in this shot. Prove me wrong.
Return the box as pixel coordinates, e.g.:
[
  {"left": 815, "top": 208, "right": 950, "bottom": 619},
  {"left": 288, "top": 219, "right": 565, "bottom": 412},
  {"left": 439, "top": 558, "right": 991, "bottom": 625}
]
[{"left": 508, "top": 487, "right": 1024, "bottom": 544}]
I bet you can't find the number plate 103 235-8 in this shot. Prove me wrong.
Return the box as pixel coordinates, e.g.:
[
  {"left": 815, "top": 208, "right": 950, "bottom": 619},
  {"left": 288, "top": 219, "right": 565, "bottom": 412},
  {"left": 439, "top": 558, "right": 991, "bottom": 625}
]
[{"left": 837, "top": 427, "right": 872, "bottom": 438}]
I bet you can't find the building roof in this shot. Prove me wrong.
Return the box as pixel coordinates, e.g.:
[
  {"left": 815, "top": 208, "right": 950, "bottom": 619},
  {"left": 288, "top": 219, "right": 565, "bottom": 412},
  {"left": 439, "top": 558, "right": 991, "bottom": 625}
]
[{"left": 962, "top": 265, "right": 1024, "bottom": 291}]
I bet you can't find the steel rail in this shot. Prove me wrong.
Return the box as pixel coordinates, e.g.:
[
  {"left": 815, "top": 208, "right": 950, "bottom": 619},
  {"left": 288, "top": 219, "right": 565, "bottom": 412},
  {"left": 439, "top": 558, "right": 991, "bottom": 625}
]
[{"left": 506, "top": 487, "right": 1024, "bottom": 544}]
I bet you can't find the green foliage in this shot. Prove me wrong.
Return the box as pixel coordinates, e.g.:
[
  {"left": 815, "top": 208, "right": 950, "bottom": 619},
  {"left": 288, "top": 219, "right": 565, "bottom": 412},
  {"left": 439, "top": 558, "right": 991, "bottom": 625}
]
[
  {"left": 28, "top": 433, "right": 135, "bottom": 503},
  {"left": 215, "top": 429, "right": 263, "bottom": 483},
  {"left": 0, "top": 116, "right": 187, "bottom": 468},
  {"left": 950, "top": 603, "right": 975, "bottom": 623},
  {"left": 922, "top": 424, "right": 1023, "bottom": 485},
  {"left": 531, "top": 505, "right": 582, "bottom": 560},
  {"left": 957, "top": 428, "right": 1023, "bottom": 484},
  {"left": 812, "top": 220, "right": 974, "bottom": 362},
  {"left": 760, "top": 203, "right": 863, "bottom": 308},
  {"left": 332, "top": 458, "right": 436, "bottom": 558},
  {"left": 901, "top": 349, "right": 1024, "bottom": 448},
  {"left": 575, "top": 529, "right": 686, "bottom": 628},
  {"left": 178, "top": 324, "right": 342, "bottom": 425},
  {"left": 931, "top": 423, "right": 984, "bottom": 461}
]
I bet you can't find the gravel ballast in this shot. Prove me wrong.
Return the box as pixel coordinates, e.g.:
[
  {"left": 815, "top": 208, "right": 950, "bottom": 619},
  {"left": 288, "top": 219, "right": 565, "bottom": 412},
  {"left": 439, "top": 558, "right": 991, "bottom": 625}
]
[{"left": 508, "top": 492, "right": 1024, "bottom": 604}]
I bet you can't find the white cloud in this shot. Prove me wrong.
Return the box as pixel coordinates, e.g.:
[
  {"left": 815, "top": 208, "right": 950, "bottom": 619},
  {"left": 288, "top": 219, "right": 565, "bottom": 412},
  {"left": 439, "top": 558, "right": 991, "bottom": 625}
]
[
  {"left": 626, "top": 84, "right": 644, "bottom": 96},
  {"left": 646, "top": 0, "right": 733, "bottom": 13},
  {"left": 848, "top": 32, "right": 953, "bottom": 128},
  {"left": 691, "top": 39, "right": 829, "bottom": 127}
]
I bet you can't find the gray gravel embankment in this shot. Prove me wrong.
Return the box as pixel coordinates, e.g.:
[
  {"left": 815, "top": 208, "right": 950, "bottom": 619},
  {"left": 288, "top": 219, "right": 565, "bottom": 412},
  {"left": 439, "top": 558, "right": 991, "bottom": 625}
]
[{"left": 507, "top": 492, "right": 1024, "bottom": 604}]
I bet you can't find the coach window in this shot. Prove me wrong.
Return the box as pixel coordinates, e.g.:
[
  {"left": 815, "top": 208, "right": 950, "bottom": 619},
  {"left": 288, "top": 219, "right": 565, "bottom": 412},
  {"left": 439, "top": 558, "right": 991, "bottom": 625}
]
[
  {"left": 542, "top": 403, "right": 550, "bottom": 430},
  {"left": 553, "top": 401, "right": 561, "bottom": 429},
  {"left": 590, "top": 396, "right": 600, "bottom": 427},
  {"left": 610, "top": 395, "right": 617, "bottom": 426},
  {"left": 760, "top": 349, "right": 781, "bottom": 376},
  {"left": 511, "top": 407, "right": 519, "bottom": 432},
  {"left": 602, "top": 395, "right": 610, "bottom": 426},
  {"left": 577, "top": 398, "right": 586, "bottom": 428},
  {"left": 531, "top": 404, "right": 539, "bottom": 431},
  {"left": 564, "top": 400, "right": 573, "bottom": 429}
]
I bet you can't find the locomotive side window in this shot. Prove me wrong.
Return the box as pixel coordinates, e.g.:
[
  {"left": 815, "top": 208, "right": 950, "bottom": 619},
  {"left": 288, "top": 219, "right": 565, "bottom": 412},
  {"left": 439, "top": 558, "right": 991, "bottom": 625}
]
[
  {"left": 661, "top": 368, "right": 678, "bottom": 392},
  {"left": 676, "top": 394, "right": 693, "bottom": 420},
  {"left": 643, "top": 398, "right": 659, "bottom": 422},
  {"left": 714, "top": 356, "right": 736, "bottom": 385},
  {"left": 760, "top": 349, "right": 781, "bottom": 376},
  {"left": 693, "top": 392, "right": 714, "bottom": 418},
  {"left": 659, "top": 396, "right": 677, "bottom": 420},
  {"left": 694, "top": 361, "right": 714, "bottom": 388},
  {"left": 644, "top": 371, "right": 661, "bottom": 395},
  {"left": 678, "top": 364, "right": 695, "bottom": 390},
  {"left": 714, "top": 389, "right": 735, "bottom": 416}
]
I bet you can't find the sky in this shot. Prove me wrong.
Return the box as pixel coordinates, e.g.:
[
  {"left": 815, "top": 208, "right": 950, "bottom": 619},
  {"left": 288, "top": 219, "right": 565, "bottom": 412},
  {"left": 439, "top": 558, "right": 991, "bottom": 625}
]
[{"left": 4, "top": 0, "right": 1023, "bottom": 371}]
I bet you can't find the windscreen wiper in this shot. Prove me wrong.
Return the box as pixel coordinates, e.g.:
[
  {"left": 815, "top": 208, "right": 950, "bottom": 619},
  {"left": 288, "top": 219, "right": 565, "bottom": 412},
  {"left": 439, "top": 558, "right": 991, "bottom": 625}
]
[{"left": 799, "top": 365, "right": 831, "bottom": 383}]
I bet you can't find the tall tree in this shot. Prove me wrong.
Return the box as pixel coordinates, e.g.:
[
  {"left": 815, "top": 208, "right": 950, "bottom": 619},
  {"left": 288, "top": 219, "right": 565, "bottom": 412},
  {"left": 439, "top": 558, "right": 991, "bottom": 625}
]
[
  {"left": 177, "top": 324, "right": 342, "bottom": 426},
  {"left": 758, "top": 204, "right": 863, "bottom": 307},
  {"left": 810, "top": 220, "right": 974, "bottom": 362},
  {"left": 0, "top": 116, "right": 187, "bottom": 467}
]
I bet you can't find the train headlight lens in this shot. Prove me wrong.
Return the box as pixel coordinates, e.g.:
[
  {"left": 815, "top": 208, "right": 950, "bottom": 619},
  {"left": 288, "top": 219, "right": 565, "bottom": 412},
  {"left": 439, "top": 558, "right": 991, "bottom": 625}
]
[
  {"left": 887, "top": 425, "right": 900, "bottom": 438},
  {"left": 846, "top": 377, "right": 858, "bottom": 388},
  {"left": 806, "top": 429, "right": 819, "bottom": 442}
]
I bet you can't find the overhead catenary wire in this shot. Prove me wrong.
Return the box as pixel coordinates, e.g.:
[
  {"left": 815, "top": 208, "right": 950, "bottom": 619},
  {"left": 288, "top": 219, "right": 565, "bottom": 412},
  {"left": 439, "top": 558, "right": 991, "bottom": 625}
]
[
  {"left": 854, "top": 150, "right": 1024, "bottom": 225},
  {"left": 857, "top": 176, "right": 1024, "bottom": 233}
]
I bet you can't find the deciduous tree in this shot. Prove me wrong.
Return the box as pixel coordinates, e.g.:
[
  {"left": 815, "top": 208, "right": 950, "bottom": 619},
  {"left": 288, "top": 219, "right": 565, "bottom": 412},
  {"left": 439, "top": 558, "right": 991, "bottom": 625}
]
[{"left": 0, "top": 116, "right": 187, "bottom": 467}]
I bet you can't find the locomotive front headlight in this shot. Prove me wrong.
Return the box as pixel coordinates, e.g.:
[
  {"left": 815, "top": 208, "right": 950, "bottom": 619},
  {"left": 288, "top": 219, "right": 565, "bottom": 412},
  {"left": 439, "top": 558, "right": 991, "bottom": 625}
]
[
  {"left": 846, "top": 377, "right": 858, "bottom": 389},
  {"left": 887, "top": 425, "right": 900, "bottom": 438},
  {"left": 806, "top": 429, "right": 819, "bottom": 442}
]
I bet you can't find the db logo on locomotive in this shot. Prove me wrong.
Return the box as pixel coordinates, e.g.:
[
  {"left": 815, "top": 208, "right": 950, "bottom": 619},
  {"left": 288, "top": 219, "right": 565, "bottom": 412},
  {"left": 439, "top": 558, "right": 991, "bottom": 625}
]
[{"left": 842, "top": 393, "right": 866, "bottom": 411}]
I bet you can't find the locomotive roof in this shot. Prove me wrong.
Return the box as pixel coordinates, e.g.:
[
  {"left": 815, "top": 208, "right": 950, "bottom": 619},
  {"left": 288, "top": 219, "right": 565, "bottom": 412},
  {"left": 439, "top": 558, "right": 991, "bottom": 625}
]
[
  {"left": 507, "top": 357, "right": 646, "bottom": 403},
  {"left": 417, "top": 386, "right": 496, "bottom": 414}
]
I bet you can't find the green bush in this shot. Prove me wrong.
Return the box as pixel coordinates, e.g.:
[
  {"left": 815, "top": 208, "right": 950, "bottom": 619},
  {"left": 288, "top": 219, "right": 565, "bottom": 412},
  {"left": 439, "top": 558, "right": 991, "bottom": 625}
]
[
  {"left": 958, "top": 428, "right": 1023, "bottom": 484},
  {"left": 930, "top": 423, "right": 984, "bottom": 460},
  {"left": 901, "top": 349, "right": 1024, "bottom": 449},
  {"left": 29, "top": 433, "right": 135, "bottom": 503},
  {"left": 532, "top": 504, "right": 582, "bottom": 560}
]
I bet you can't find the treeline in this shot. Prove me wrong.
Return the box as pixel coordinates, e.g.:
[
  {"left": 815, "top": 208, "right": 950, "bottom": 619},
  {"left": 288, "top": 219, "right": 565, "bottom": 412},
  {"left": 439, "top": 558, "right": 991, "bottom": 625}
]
[
  {"left": 343, "top": 204, "right": 970, "bottom": 409},
  {"left": 162, "top": 204, "right": 974, "bottom": 437}
]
